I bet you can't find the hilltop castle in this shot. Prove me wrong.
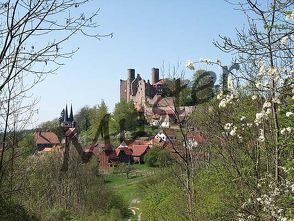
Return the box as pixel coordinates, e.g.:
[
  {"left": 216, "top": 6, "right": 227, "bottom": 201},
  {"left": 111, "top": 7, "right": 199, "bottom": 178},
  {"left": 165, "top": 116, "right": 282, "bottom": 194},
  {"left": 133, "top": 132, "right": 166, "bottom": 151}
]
[
  {"left": 120, "top": 68, "right": 167, "bottom": 109},
  {"left": 120, "top": 68, "right": 194, "bottom": 128}
]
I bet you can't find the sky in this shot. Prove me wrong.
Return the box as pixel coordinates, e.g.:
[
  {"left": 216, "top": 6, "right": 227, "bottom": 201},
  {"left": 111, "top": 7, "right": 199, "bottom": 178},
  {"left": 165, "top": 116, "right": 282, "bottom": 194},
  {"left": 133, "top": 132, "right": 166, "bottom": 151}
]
[{"left": 31, "top": 0, "right": 247, "bottom": 126}]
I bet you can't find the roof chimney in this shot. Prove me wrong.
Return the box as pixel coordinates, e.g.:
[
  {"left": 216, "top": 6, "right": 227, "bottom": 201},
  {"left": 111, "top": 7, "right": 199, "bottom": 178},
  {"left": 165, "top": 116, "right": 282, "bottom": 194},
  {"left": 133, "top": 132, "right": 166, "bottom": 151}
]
[{"left": 151, "top": 68, "right": 159, "bottom": 85}]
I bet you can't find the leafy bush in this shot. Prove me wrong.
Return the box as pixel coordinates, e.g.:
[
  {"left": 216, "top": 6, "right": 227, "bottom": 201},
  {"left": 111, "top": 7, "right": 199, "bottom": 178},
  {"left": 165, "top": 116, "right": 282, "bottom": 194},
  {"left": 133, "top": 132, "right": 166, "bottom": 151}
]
[
  {"left": 144, "top": 146, "right": 172, "bottom": 167},
  {"left": 46, "top": 207, "right": 73, "bottom": 221},
  {"left": 144, "top": 146, "right": 160, "bottom": 167},
  {"left": 0, "top": 197, "right": 38, "bottom": 221}
]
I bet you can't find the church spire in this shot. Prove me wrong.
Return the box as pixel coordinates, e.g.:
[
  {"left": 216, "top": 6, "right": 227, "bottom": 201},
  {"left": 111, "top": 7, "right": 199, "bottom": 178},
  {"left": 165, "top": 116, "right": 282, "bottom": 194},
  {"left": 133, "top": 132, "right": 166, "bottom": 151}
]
[
  {"left": 65, "top": 104, "right": 69, "bottom": 121},
  {"left": 69, "top": 104, "right": 74, "bottom": 122}
]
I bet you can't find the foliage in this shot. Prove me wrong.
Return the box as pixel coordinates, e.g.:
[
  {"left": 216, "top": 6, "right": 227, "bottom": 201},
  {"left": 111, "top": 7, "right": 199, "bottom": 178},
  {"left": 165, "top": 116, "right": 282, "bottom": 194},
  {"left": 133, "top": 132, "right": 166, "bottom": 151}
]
[
  {"left": 194, "top": 166, "right": 240, "bottom": 221},
  {"left": 9, "top": 151, "right": 128, "bottom": 220},
  {"left": 157, "top": 149, "right": 173, "bottom": 167},
  {"left": 45, "top": 207, "right": 73, "bottom": 221},
  {"left": 191, "top": 91, "right": 293, "bottom": 216},
  {"left": 140, "top": 171, "right": 187, "bottom": 221},
  {"left": 144, "top": 146, "right": 160, "bottom": 167},
  {"left": 178, "top": 86, "right": 193, "bottom": 106},
  {"left": 0, "top": 197, "right": 38, "bottom": 221},
  {"left": 18, "top": 132, "right": 36, "bottom": 157},
  {"left": 191, "top": 69, "right": 215, "bottom": 105},
  {"left": 75, "top": 106, "right": 97, "bottom": 133},
  {"left": 113, "top": 163, "right": 134, "bottom": 179},
  {"left": 144, "top": 145, "right": 172, "bottom": 167},
  {"left": 111, "top": 100, "right": 138, "bottom": 135},
  {"left": 75, "top": 100, "right": 109, "bottom": 146}
]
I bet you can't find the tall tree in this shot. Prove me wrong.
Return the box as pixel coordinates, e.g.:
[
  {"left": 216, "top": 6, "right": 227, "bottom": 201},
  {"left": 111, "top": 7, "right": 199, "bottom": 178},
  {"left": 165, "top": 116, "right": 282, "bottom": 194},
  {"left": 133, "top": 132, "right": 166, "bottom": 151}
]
[
  {"left": 191, "top": 69, "right": 216, "bottom": 105},
  {"left": 111, "top": 100, "right": 138, "bottom": 135}
]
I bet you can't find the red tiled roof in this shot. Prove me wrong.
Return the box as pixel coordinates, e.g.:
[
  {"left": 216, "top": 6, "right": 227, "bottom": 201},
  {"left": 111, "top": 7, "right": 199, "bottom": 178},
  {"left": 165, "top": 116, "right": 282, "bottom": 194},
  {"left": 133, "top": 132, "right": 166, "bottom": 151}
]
[
  {"left": 187, "top": 132, "right": 208, "bottom": 144},
  {"left": 163, "top": 130, "right": 177, "bottom": 137},
  {"left": 35, "top": 132, "right": 60, "bottom": 145},
  {"left": 194, "top": 132, "right": 208, "bottom": 144},
  {"left": 124, "top": 139, "right": 152, "bottom": 148},
  {"left": 153, "top": 79, "right": 165, "bottom": 86},
  {"left": 130, "top": 145, "right": 149, "bottom": 157},
  {"left": 152, "top": 108, "right": 175, "bottom": 115},
  {"left": 115, "top": 147, "right": 133, "bottom": 156}
]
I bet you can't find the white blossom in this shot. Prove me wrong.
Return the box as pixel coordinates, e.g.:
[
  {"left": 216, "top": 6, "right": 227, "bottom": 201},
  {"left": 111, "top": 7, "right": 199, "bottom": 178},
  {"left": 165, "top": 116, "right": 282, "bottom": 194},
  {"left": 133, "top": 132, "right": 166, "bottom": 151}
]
[
  {"left": 258, "top": 129, "right": 265, "bottom": 142},
  {"left": 266, "top": 108, "right": 272, "bottom": 116},
  {"left": 286, "top": 12, "right": 294, "bottom": 20},
  {"left": 218, "top": 93, "right": 236, "bottom": 108},
  {"left": 286, "top": 112, "right": 294, "bottom": 117},
  {"left": 247, "top": 123, "right": 253, "bottom": 127},
  {"left": 216, "top": 92, "right": 223, "bottom": 100},
  {"left": 272, "top": 97, "right": 281, "bottom": 104},
  {"left": 230, "top": 126, "right": 237, "bottom": 136},
  {"left": 203, "top": 58, "right": 211, "bottom": 64},
  {"left": 219, "top": 99, "right": 227, "bottom": 108},
  {"left": 255, "top": 82, "right": 262, "bottom": 89},
  {"left": 281, "top": 127, "right": 293, "bottom": 135},
  {"left": 185, "top": 60, "right": 195, "bottom": 70},
  {"left": 281, "top": 36, "right": 289, "bottom": 44},
  {"left": 252, "top": 95, "right": 258, "bottom": 100},
  {"left": 257, "top": 61, "right": 266, "bottom": 76},
  {"left": 255, "top": 111, "right": 268, "bottom": 125},
  {"left": 224, "top": 123, "right": 233, "bottom": 130},
  {"left": 241, "top": 173, "right": 294, "bottom": 221},
  {"left": 263, "top": 102, "right": 272, "bottom": 109},
  {"left": 268, "top": 67, "right": 278, "bottom": 76},
  {"left": 240, "top": 116, "right": 246, "bottom": 121}
]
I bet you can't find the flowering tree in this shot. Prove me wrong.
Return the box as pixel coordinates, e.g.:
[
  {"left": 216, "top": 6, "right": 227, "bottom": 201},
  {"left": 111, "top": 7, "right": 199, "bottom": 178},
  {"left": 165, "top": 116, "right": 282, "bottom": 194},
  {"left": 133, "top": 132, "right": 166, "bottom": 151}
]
[{"left": 186, "top": 0, "right": 293, "bottom": 220}]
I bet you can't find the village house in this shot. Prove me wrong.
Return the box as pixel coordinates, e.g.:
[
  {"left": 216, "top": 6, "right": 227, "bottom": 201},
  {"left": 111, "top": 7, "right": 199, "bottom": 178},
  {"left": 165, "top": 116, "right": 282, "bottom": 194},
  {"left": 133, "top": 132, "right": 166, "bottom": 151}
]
[
  {"left": 34, "top": 131, "right": 60, "bottom": 152},
  {"left": 129, "top": 144, "right": 150, "bottom": 163},
  {"left": 115, "top": 142, "right": 133, "bottom": 163},
  {"left": 155, "top": 129, "right": 177, "bottom": 142},
  {"left": 119, "top": 139, "right": 152, "bottom": 164},
  {"left": 87, "top": 139, "right": 153, "bottom": 170}
]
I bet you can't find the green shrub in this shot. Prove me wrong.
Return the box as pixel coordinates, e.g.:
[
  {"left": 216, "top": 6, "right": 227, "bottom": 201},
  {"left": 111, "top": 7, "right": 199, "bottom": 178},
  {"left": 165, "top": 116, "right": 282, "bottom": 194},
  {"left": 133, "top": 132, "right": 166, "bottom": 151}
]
[
  {"left": 46, "top": 207, "right": 73, "bottom": 221},
  {"left": 144, "top": 146, "right": 161, "bottom": 167},
  {"left": 145, "top": 146, "right": 173, "bottom": 167},
  {"left": 0, "top": 197, "right": 38, "bottom": 221}
]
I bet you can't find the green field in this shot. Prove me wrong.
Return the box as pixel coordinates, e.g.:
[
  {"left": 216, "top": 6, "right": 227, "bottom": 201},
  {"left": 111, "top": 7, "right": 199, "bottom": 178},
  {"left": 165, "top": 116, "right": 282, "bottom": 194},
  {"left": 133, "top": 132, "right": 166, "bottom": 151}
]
[
  {"left": 105, "top": 164, "right": 157, "bottom": 202},
  {"left": 104, "top": 164, "right": 159, "bottom": 220}
]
